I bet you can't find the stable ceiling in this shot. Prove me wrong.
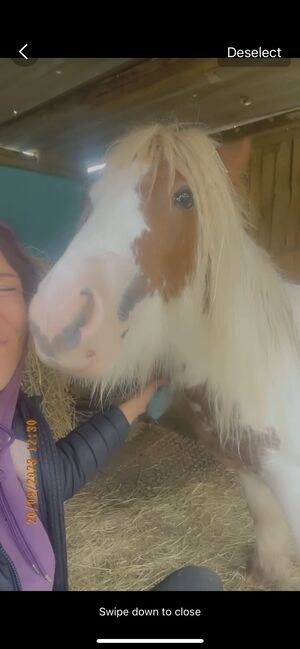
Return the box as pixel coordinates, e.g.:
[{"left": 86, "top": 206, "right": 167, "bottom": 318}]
[{"left": 0, "top": 57, "right": 300, "bottom": 177}]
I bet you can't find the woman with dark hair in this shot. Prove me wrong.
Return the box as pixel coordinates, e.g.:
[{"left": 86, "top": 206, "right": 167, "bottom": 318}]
[{"left": 0, "top": 222, "right": 223, "bottom": 592}]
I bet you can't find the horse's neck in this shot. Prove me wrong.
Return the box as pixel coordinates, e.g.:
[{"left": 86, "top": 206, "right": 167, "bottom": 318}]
[{"left": 177, "top": 234, "right": 298, "bottom": 390}]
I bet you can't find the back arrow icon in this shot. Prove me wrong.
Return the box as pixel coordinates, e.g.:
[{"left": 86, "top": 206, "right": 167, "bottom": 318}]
[{"left": 19, "top": 44, "right": 28, "bottom": 60}]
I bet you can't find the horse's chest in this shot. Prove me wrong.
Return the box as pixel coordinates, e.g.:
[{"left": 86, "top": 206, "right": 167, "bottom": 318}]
[{"left": 183, "top": 386, "right": 280, "bottom": 470}]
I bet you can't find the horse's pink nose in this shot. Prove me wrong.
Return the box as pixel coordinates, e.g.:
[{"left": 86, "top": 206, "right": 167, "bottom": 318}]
[{"left": 29, "top": 287, "right": 104, "bottom": 358}]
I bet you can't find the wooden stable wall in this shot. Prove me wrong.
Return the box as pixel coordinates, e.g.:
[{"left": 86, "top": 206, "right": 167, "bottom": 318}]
[{"left": 248, "top": 119, "right": 300, "bottom": 281}]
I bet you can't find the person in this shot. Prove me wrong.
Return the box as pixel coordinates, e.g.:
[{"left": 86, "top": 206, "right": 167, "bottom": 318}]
[{"left": 0, "top": 222, "right": 222, "bottom": 592}]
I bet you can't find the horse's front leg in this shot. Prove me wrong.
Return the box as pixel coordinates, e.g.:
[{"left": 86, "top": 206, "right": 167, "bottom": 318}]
[
  {"left": 240, "top": 469, "right": 293, "bottom": 586},
  {"left": 259, "top": 452, "right": 300, "bottom": 571}
]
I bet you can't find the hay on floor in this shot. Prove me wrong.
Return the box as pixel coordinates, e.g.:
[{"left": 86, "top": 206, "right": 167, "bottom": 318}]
[{"left": 65, "top": 424, "right": 300, "bottom": 591}]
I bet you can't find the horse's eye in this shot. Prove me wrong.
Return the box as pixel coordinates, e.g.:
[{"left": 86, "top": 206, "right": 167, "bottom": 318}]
[{"left": 173, "top": 188, "right": 194, "bottom": 209}]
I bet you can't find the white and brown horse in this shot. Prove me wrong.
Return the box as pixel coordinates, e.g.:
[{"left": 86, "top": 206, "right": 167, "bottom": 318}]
[{"left": 29, "top": 124, "right": 300, "bottom": 587}]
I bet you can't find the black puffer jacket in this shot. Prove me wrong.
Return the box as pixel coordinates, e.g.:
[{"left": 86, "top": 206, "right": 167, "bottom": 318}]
[{"left": 0, "top": 391, "right": 130, "bottom": 591}]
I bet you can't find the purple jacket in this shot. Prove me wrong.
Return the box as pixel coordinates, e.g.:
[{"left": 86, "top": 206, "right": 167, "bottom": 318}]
[{"left": 0, "top": 381, "right": 130, "bottom": 591}]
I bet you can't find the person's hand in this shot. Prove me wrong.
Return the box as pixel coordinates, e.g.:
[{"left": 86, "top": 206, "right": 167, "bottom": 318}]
[{"left": 119, "top": 380, "right": 168, "bottom": 424}]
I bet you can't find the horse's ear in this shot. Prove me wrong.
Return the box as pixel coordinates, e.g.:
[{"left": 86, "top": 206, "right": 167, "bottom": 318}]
[{"left": 218, "top": 137, "right": 252, "bottom": 188}]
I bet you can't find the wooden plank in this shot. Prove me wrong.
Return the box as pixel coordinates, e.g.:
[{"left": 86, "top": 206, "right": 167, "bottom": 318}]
[
  {"left": 0, "top": 58, "right": 137, "bottom": 125},
  {"left": 219, "top": 114, "right": 300, "bottom": 146},
  {"left": 0, "top": 59, "right": 217, "bottom": 141},
  {"left": 0, "top": 146, "right": 80, "bottom": 178},
  {"left": 271, "top": 140, "right": 292, "bottom": 251},
  {"left": 1, "top": 59, "right": 300, "bottom": 174},
  {"left": 286, "top": 137, "right": 300, "bottom": 249},
  {"left": 258, "top": 147, "right": 276, "bottom": 249},
  {"left": 37, "top": 60, "right": 300, "bottom": 151},
  {"left": 0, "top": 58, "right": 219, "bottom": 167},
  {"left": 252, "top": 125, "right": 297, "bottom": 148}
]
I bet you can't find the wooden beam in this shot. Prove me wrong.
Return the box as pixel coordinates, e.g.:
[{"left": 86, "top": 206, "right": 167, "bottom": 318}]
[
  {"left": 0, "top": 58, "right": 216, "bottom": 129},
  {"left": 0, "top": 146, "right": 81, "bottom": 178},
  {"left": 0, "top": 58, "right": 140, "bottom": 125},
  {"left": 0, "top": 58, "right": 218, "bottom": 154},
  {"left": 2, "top": 57, "right": 300, "bottom": 173},
  {"left": 218, "top": 110, "right": 300, "bottom": 143}
]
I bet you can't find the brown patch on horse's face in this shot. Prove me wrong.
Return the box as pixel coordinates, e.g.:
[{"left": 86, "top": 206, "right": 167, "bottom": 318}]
[{"left": 132, "top": 165, "right": 198, "bottom": 301}]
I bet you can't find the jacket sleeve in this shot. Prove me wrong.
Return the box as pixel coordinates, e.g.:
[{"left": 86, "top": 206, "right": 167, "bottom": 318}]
[{"left": 54, "top": 406, "right": 130, "bottom": 501}]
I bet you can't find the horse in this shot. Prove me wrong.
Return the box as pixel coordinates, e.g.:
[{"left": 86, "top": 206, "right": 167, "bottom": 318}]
[{"left": 28, "top": 123, "right": 300, "bottom": 588}]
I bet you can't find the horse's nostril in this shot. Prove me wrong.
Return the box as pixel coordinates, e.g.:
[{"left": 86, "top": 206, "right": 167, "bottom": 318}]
[
  {"left": 77, "top": 311, "right": 89, "bottom": 328},
  {"left": 81, "top": 288, "right": 93, "bottom": 298},
  {"left": 78, "top": 288, "right": 95, "bottom": 328},
  {"left": 64, "top": 324, "right": 82, "bottom": 350},
  {"left": 33, "top": 287, "right": 102, "bottom": 357}
]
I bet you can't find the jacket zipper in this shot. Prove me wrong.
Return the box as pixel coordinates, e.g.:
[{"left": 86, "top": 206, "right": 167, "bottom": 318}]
[
  {"left": 33, "top": 403, "right": 69, "bottom": 590},
  {"left": 0, "top": 482, "right": 52, "bottom": 584},
  {"left": 18, "top": 393, "right": 69, "bottom": 590},
  {"left": 0, "top": 542, "right": 22, "bottom": 590}
]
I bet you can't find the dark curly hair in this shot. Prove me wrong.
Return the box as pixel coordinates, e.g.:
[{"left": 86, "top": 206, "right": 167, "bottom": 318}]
[{"left": 0, "top": 222, "right": 42, "bottom": 303}]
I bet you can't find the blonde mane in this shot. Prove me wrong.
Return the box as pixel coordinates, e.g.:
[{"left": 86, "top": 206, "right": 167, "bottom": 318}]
[{"left": 91, "top": 124, "right": 300, "bottom": 447}]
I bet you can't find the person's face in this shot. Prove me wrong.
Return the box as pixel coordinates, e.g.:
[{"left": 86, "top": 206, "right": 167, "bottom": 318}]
[{"left": 0, "top": 251, "right": 28, "bottom": 390}]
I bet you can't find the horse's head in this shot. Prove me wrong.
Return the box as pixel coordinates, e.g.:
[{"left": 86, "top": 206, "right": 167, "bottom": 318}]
[{"left": 29, "top": 124, "right": 250, "bottom": 390}]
